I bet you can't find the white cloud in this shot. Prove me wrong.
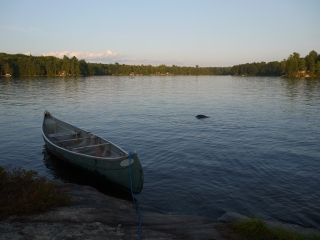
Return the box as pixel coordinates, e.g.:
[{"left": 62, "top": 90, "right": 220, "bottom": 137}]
[
  {"left": 1, "top": 25, "right": 64, "bottom": 37},
  {"left": 31, "top": 50, "right": 195, "bottom": 66},
  {"left": 42, "top": 50, "right": 120, "bottom": 61},
  {"left": 40, "top": 50, "right": 189, "bottom": 66}
]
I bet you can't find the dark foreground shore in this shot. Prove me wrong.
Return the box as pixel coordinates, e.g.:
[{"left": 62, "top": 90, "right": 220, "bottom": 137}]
[{"left": 0, "top": 183, "right": 319, "bottom": 240}]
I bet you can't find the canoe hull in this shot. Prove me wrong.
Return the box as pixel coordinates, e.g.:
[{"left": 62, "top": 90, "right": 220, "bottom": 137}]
[{"left": 42, "top": 111, "right": 143, "bottom": 194}]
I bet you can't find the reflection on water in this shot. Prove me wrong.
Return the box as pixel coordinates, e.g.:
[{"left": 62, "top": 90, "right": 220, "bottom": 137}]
[
  {"left": 42, "top": 146, "right": 132, "bottom": 201},
  {"left": 1, "top": 76, "right": 320, "bottom": 229},
  {"left": 282, "top": 77, "right": 320, "bottom": 103}
]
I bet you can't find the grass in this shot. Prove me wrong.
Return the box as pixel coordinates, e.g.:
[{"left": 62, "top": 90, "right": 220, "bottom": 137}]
[
  {"left": 229, "top": 217, "right": 320, "bottom": 240},
  {"left": 0, "top": 166, "right": 71, "bottom": 220}
]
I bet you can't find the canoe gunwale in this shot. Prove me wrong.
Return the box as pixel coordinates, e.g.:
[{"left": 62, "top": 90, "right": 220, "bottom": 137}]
[{"left": 42, "top": 112, "right": 134, "bottom": 162}]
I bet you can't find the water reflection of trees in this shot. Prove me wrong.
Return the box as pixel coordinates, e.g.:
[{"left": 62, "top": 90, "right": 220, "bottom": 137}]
[{"left": 281, "top": 78, "right": 320, "bottom": 104}]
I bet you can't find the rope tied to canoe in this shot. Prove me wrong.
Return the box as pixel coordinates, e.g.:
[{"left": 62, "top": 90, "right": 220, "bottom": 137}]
[{"left": 128, "top": 151, "right": 142, "bottom": 240}]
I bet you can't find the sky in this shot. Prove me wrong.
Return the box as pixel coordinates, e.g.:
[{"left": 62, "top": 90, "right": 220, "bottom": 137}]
[{"left": 1, "top": 0, "right": 320, "bottom": 67}]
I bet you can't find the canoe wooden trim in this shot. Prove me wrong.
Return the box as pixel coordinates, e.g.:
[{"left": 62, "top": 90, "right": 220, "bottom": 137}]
[
  {"left": 54, "top": 136, "right": 98, "bottom": 143},
  {"left": 68, "top": 143, "right": 110, "bottom": 150},
  {"left": 48, "top": 131, "right": 80, "bottom": 138}
]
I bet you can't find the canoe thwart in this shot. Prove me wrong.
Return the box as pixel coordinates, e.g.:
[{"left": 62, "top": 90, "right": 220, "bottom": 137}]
[
  {"left": 48, "top": 131, "right": 80, "bottom": 138},
  {"left": 54, "top": 136, "right": 97, "bottom": 143},
  {"left": 68, "top": 143, "right": 110, "bottom": 150}
]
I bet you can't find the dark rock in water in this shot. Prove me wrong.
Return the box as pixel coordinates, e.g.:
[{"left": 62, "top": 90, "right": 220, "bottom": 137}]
[{"left": 196, "top": 114, "right": 209, "bottom": 119}]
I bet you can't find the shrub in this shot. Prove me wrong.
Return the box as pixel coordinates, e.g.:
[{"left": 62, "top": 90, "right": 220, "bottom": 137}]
[
  {"left": 0, "top": 166, "right": 70, "bottom": 220},
  {"left": 230, "top": 217, "right": 320, "bottom": 240}
]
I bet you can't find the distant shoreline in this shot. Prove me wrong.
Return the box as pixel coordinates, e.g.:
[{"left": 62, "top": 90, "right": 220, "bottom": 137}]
[{"left": 1, "top": 50, "right": 319, "bottom": 78}]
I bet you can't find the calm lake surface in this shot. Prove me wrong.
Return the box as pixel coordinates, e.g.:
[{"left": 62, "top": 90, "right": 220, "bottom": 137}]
[{"left": 1, "top": 76, "right": 319, "bottom": 229}]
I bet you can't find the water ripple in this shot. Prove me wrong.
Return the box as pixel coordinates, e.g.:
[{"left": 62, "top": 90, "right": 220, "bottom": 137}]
[{"left": 1, "top": 76, "right": 320, "bottom": 229}]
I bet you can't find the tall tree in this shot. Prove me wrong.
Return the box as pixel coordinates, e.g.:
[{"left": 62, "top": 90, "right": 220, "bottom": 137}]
[
  {"left": 305, "top": 50, "right": 318, "bottom": 72},
  {"left": 315, "top": 61, "right": 320, "bottom": 77},
  {"left": 62, "top": 55, "right": 70, "bottom": 75},
  {"left": 292, "top": 52, "right": 300, "bottom": 60},
  {"left": 309, "top": 59, "right": 315, "bottom": 77},
  {"left": 70, "top": 56, "right": 81, "bottom": 75},
  {"left": 298, "top": 58, "right": 306, "bottom": 71},
  {"left": 308, "top": 50, "right": 318, "bottom": 61},
  {"left": 285, "top": 54, "right": 299, "bottom": 76},
  {"left": 248, "top": 63, "right": 258, "bottom": 75},
  {"left": 281, "top": 59, "right": 287, "bottom": 74},
  {"left": 3, "top": 62, "right": 13, "bottom": 74},
  {"left": 0, "top": 60, "right": 3, "bottom": 75}
]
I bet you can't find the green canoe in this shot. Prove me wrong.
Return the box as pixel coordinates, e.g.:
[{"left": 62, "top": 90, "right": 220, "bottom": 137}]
[{"left": 42, "top": 110, "right": 144, "bottom": 194}]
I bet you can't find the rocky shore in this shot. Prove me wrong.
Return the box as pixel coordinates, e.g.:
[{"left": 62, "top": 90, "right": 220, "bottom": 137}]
[{"left": 1, "top": 183, "right": 319, "bottom": 240}]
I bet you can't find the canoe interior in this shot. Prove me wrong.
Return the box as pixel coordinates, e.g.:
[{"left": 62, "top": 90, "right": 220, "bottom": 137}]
[{"left": 43, "top": 113, "right": 127, "bottom": 159}]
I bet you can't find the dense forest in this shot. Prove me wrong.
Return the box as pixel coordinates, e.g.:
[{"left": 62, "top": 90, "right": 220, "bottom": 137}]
[
  {"left": 0, "top": 53, "right": 230, "bottom": 77},
  {"left": 0, "top": 50, "right": 319, "bottom": 77},
  {"left": 231, "top": 50, "right": 320, "bottom": 77}
]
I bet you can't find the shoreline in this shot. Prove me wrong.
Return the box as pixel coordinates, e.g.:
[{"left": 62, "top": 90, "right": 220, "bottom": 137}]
[{"left": 1, "top": 182, "right": 319, "bottom": 239}]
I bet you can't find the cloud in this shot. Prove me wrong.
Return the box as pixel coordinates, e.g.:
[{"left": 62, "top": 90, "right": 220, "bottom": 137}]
[
  {"left": 1, "top": 25, "right": 64, "bottom": 37},
  {"left": 40, "top": 50, "right": 189, "bottom": 66},
  {"left": 0, "top": 25, "right": 26, "bottom": 31},
  {"left": 36, "top": 50, "right": 196, "bottom": 66},
  {"left": 42, "top": 50, "right": 121, "bottom": 61}
]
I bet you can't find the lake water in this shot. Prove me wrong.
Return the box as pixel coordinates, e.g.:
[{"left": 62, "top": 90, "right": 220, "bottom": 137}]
[{"left": 0, "top": 76, "right": 319, "bottom": 229}]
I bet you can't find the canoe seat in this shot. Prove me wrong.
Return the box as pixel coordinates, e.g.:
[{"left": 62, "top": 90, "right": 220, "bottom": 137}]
[
  {"left": 48, "top": 131, "right": 80, "bottom": 138},
  {"left": 68, "top": 143, "right": 110, "bottom": 150}
]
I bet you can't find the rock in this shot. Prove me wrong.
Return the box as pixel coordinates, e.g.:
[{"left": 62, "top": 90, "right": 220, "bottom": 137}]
[
  {"left": 0, "top": 183, "right": 227, "bottom": 240},
  {"left": 1, "top": 185, "right": 319, "bottom": 239},
  {"left": 196, "top": 115, "right": 209, "bottom": 119},
  {"left": 218, "top": 212, "right": 250, "bottom": 223}
]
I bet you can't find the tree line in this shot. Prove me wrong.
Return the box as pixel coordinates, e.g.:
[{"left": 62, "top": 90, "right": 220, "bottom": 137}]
[
  {"left": 231, "top": 50, "right": 320, "bottom": 77},
  {"left": 0, "top": 53, "right": 230, "bottom": 77},
  {"left": 1, "top": 50, "right": 319, "bottom": 77}
]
